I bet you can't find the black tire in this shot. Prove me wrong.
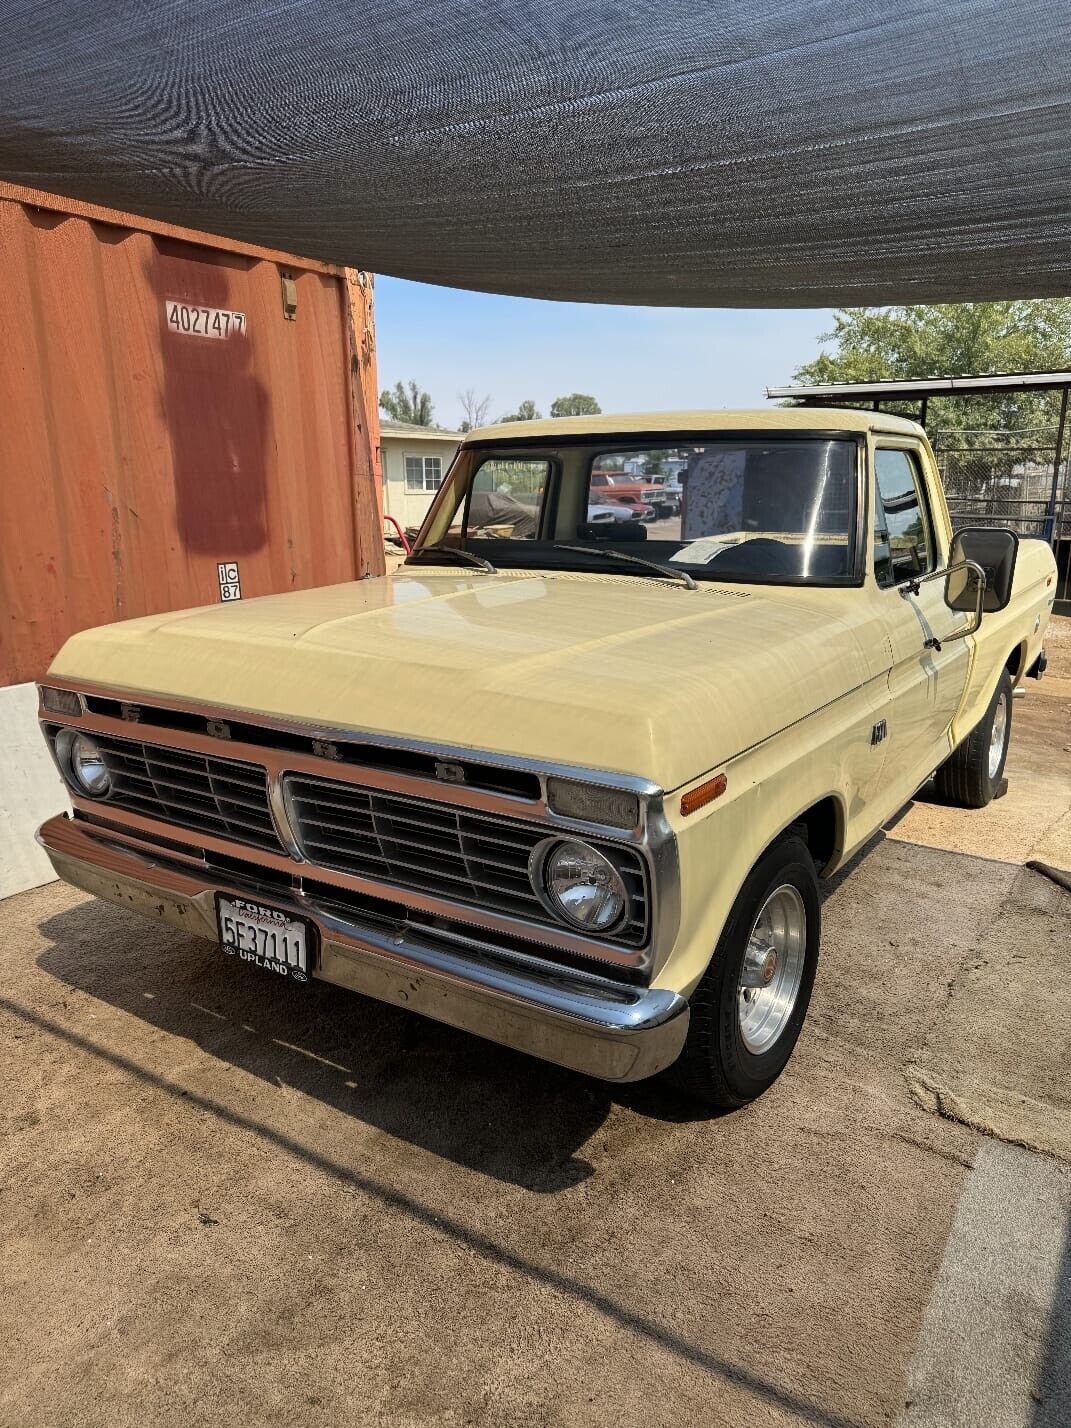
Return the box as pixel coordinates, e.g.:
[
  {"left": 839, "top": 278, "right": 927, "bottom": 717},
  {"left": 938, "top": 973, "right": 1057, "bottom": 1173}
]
[
  {"left": 933, "top": 669, "right": 1013, "bottom": 809},
  {"left": 667, "top": 835, "right": 820, "bottom": 1109}
]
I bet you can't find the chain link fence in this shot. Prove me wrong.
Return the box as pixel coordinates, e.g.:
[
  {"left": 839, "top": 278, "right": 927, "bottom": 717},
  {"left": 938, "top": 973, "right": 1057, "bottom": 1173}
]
[{"left": 931, "top": 428, "right": 1069, "bottom": 541}]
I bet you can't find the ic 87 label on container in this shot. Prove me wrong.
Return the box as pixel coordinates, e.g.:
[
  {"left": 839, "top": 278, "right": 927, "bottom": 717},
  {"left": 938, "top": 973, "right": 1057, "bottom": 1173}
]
[
  {"left": 165, "top": 300, "right": 247, "bottom": 339},
  {"left": 217, "top": 562, "right": 241, "bottom": 601}
]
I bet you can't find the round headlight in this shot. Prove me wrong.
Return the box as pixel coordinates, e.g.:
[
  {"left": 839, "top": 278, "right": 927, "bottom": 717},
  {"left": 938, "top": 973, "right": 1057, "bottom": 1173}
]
[
  {"left": 538, "top": 839, "right": 628, "bottom": 932},
  {"left": 60, "top": 731, "right": 110, "bottom": 797}
]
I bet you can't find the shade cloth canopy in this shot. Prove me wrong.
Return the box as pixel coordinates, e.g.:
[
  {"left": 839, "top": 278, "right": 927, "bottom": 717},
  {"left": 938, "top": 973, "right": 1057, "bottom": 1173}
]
[{"left": 2, "top": 0, "right": 1069, "bottom": 305}]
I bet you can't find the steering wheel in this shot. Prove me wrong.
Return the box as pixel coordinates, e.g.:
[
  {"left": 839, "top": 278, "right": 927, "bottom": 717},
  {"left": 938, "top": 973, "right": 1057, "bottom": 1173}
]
[{"left": 710, "top": 537, "right": 800, "bottom": 576}]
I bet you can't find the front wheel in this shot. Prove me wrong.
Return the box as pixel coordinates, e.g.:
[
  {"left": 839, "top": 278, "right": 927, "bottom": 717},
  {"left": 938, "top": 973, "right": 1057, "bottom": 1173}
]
[
  {"left": 933, "top": 669, "right": 1013, "bottom": 808},
  {"left": 667, "top": 835, "right": 820, "bottom": 1109}
]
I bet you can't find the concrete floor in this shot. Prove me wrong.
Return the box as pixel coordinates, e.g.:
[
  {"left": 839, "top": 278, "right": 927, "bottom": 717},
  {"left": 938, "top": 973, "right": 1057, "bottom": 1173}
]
[{"left": 2, "top": 621, "right": 1068, "bottom": 1428}]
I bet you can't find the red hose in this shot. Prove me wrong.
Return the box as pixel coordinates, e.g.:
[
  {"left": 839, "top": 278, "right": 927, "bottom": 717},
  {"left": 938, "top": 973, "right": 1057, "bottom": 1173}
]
[{"left": 383, "top": 514, "right": 411, "bottom": 555}]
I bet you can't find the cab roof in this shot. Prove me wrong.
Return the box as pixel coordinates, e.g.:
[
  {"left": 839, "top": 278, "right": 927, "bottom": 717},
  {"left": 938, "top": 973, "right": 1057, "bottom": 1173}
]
[{"left": 462, "top": 407, "right": 926, "bottom": 444}]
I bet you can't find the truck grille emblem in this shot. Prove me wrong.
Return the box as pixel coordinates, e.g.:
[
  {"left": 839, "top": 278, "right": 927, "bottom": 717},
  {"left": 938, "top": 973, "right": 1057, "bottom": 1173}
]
[
  {"left": 434, "top": 760, "right": 466, "bottom": 784},
  {"left": 312, "top": 739, "right": 343, "bottom": 761}
]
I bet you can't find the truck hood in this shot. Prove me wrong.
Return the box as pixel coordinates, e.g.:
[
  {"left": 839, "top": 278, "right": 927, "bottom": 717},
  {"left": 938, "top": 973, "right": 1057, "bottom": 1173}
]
[{"left": 50, "top": 571, "right": 868, "bottom": 791}]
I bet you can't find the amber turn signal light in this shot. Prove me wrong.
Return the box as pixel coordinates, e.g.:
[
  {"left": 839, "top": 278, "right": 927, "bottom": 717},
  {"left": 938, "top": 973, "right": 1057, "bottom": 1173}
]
[{"left": 680, "top": 773, "right": 727, "bottom": 816}]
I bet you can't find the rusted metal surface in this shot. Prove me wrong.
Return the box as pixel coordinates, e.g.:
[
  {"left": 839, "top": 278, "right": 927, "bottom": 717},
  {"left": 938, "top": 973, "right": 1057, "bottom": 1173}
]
[
  {"left": 0, "top": 181, "right": 349, "bottom": 275},
  {"left": 0, "top": 182, "right": 383, "bottom": 688},
  {"left": 344, "top": 267, "right": 385, "bottom": 568}
]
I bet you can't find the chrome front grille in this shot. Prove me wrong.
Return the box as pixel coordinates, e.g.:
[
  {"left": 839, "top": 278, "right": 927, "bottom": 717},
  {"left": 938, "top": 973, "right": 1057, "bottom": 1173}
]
[
  {"left": 51, "top": 719, "right": 652, "bottom": 946},
  {"left": 71, "top": 731, "right": 283, "bottom": 853},
  {"left": 285, "top": 773, "right": 650, "bottom": 945}
]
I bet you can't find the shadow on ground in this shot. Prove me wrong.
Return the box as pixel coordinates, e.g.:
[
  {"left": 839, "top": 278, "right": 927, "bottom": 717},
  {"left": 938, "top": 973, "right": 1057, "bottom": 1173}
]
[
  {"left": 33, "top": 836, "right": 897, "bottom": 1185},
  {"left": 35, "top": 896, "right": 716, "bottom": 1193},
  {"left": 1035, "top": 1210, "right": 1071, "bottom": 1425},
  {"left": 5, "top": 825, "right": 994, "bottom": 1428}
]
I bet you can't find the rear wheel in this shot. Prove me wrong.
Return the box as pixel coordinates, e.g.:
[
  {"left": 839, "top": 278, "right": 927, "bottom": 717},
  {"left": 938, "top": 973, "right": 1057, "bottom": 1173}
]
[
  {"left": 934, "top": 669, "right": 1013, "bottom": 808},
  {"left": 668, "top": 836, "right": 820, "bottom": 1108}
]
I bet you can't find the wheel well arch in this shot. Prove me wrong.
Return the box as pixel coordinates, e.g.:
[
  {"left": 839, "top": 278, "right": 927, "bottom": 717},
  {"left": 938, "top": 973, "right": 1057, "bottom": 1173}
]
[
  {"left": 1005, "top": 641, "right": 1029, "bottom": 681},
  {"left": 780, "top": 795, "right": 843, "bottom": 877}
]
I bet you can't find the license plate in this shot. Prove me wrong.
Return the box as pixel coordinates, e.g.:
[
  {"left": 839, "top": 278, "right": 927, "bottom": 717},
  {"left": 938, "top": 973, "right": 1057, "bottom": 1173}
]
[{"left": 216, "top": 896, "right": 312, "bottom": 985}]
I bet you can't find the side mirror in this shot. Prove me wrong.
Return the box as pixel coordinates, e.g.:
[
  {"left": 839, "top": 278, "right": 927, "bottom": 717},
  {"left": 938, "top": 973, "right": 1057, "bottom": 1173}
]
[{"left": 946, "top": 527, "right": 1019, "bottom": 614}]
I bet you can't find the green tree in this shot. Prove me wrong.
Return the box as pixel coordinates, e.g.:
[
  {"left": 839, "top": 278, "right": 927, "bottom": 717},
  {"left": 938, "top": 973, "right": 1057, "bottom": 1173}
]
[
  {"left": 380, "top": 380, "right": 435, "bottom": 426},
  {"left": 500, "top": 399, "right": 542, "bottom": 422},
  {"left": 550, "top": 393, "right": 601, "bottom": 417},
  {"left": 793, "top": 302, "right": 1071, "bottom": 439}
]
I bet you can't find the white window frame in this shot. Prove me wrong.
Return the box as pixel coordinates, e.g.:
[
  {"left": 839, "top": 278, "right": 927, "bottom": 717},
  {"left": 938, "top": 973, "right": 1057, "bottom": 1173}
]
[{"left": 404, "top": 454, "right": 443, "bottom": 492}]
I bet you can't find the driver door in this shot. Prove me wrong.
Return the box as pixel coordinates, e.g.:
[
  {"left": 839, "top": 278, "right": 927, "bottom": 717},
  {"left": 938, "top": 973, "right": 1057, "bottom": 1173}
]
[{"left": 873, "top": 443, "right": 972, "bottom": 784}]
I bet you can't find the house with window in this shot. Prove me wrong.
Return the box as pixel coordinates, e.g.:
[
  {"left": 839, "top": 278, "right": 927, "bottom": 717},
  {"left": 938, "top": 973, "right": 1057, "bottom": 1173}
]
[{"left": 379, "top": 420, "right": 462, "bottom": 532}]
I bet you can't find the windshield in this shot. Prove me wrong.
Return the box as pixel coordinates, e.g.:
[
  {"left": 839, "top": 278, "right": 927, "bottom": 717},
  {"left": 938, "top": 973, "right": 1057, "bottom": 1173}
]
[{"left": 412, "top": 436, "right": 860, "bottom": 585}]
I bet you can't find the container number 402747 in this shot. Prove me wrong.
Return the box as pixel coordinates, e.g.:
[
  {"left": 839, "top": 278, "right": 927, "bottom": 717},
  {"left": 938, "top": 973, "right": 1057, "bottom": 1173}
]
[{"left": 165, "top": 300, "right": 247, "bottom": 339}]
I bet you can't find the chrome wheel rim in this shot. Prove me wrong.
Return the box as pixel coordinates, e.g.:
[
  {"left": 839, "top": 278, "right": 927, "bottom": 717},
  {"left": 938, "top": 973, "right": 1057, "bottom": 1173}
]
[
  {"left": 738, "top": 884, "right": 807, "bottom": 1055},
  {"left": 988, "top": 692, "right": 1009, "bottom": 780}
]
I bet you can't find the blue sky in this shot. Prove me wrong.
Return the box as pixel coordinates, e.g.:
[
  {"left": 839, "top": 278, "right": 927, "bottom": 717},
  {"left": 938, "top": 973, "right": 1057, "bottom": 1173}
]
[{"left": 375, "top": 276, "right": 834, "bottom": 430}]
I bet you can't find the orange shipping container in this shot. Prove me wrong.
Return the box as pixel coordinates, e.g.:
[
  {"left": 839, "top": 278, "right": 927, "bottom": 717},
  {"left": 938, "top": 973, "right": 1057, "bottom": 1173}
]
[{"left": 0, "top": 182, "right": 383, "bottom": 688}]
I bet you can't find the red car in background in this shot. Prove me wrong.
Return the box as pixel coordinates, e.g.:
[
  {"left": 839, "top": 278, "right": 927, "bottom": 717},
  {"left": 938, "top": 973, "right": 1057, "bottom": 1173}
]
[
  {"left": 605, "top": 492, "right": 657, "bottom": 521},
  {"left": 590, "top": 471, "right": 666, "bottom": 519}
]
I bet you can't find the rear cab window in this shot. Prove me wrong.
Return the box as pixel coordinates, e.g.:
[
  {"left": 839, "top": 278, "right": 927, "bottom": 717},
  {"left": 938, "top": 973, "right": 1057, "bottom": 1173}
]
[{"left": 450, "top": 456, "right": 553, "bottom": 540}]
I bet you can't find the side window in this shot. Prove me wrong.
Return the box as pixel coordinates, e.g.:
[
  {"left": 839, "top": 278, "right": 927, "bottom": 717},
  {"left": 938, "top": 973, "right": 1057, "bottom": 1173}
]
[{"left": 873, "top": 448, "right": 934, "bottom": 588}]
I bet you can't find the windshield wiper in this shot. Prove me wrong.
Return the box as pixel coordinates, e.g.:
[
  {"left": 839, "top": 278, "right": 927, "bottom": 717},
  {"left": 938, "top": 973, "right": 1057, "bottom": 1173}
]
[
  {"left": 550, "top": 544, "right": 697, "bottom": 590},
  {"left": 407, "top": 544, "right": 496, "bottom": 574}
]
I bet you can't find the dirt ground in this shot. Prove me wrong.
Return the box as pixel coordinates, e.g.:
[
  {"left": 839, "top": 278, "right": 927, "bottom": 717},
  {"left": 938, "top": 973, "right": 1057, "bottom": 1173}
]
[{"left": 2, "top": 622, "right": 1068, "bottom": 1428}]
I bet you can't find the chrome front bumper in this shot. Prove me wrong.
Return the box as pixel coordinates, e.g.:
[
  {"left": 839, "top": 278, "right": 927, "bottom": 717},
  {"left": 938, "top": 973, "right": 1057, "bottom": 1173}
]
[{"left": 37, "top": 815, "right": 689, "bottom": 1083}]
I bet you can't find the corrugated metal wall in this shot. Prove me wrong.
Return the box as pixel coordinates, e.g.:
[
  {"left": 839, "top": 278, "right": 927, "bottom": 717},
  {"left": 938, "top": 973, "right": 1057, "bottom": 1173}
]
[{"left": 0, "top": 182, "right": 383, "bottom": 688}]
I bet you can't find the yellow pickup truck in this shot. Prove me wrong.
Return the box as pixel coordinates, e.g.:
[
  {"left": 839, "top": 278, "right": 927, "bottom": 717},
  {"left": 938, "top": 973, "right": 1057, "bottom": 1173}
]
[{"left": 36, "top": 409, "right": 1057, "bottom": 1107}]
